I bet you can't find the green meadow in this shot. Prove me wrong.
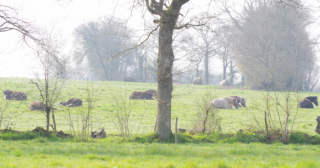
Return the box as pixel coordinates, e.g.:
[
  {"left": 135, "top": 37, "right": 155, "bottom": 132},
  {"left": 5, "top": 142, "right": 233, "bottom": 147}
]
[
  {"left": 0, "top": 77, "right": 319, "bottom": 134},
  {"left": 1, "top": 77, "right": 320, "bottom": 167},
  {"left": 1, "top": 140, "right": 320, "bottom": 168}
]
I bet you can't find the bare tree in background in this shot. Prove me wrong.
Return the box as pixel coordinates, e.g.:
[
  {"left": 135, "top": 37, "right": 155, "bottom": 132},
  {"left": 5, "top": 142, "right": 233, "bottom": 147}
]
[
  {"left": 30, "top": 31, "right": 69, "bottom": 133},
  {"left": 192, "top": 21, "right": 218, "bottom": 85},
  {"left": 215, "top": 25, "right": 234, "bottom": 83},
  {"left": 73, "top": 16, "right": 134, "bottom": 81},
  {"left": 226, "top": 0, "right": 316, "bottom": 90},
  {"left": 302, "top": 64, "right": 320, "bottom": 91}
]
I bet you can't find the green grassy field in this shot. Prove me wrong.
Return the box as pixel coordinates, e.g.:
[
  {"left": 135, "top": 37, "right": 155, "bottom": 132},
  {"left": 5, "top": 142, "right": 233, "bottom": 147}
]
[
  {"left": 0, "top": 139, "right": 320, "bottom": 168},
  {"left": 1, "top": 77, "right": 320, "bottom": 167},
  {"left": 0, "top": 77, "right": 319, "bottom": 135}
]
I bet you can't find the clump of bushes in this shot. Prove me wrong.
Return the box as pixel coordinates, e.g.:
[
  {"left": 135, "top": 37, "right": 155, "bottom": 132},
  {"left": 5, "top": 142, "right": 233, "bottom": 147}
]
[
  {"left": 133, "top": 130, "right": 320, "bottom": 145},
  {"left": 0, "top": 129, "right": 62, "bottom": 141},
  {"left": 289, "top": 131, "right": 320, "bottom": 144}
]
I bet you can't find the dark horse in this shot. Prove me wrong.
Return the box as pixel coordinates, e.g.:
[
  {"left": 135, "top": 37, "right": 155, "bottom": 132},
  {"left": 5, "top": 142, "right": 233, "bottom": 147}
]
[{"left": 298, "top": 96, "right": 318, "bottom": 108}]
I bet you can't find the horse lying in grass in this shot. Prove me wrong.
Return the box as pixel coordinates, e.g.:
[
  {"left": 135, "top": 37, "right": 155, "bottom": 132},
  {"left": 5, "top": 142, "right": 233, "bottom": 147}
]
[
  {"left": 210, "top": 97, "right": 238, "bottom": 109},
  {"left": 298, "top": 96, "right": 318, "bottom": 108},
  {"left": 3, "top": 89, "right": 27, "bottom": 100},
  {"left": 29, "top": 101, "right": 57, "bottom": 111},
  {"left": 230, "top": 96, "right": 246, "bottom": 108},
  {"left": 60, "top": 98, "right": 83, "bottom": 107},
  {"left": 129, "top": 89, "right": 157, "bottom": 100}
]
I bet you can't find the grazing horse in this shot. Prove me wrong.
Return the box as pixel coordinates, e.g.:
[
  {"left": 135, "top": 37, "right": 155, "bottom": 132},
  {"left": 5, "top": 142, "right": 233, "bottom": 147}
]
[{"left": 298, "top": 96, "right": 318, "bottom": 108}]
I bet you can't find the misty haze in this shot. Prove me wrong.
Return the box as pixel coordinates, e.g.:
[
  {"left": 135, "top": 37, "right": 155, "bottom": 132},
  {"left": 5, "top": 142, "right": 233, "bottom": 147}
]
[{"left": 0, "top": 0, "right": 320, "bottom": 167}]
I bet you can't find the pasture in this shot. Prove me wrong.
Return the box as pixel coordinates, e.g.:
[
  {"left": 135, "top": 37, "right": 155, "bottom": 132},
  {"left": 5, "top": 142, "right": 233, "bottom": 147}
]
[
  {"left": 1, "top": 77, "right": 320, "bottom": 167},
  {"left": 1, "top": 140, "right": 320, "bottom": 167},
  {"left": 0, "top": 77, "right": 319, "bottom": 135}
]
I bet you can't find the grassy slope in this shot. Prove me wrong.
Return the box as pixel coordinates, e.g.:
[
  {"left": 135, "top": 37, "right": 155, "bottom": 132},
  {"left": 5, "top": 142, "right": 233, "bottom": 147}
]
[{"left": 1, "top": 77, "right": 319, "bottom": 135}]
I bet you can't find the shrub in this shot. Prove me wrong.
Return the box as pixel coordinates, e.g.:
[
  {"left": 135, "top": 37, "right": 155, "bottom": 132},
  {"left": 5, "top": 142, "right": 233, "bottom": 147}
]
[
  {"left": 289, "top": 132, "right": 307, "bottom": 144},
  {"left": 0, "top": 130, "right": 61, "bottom": 141}
]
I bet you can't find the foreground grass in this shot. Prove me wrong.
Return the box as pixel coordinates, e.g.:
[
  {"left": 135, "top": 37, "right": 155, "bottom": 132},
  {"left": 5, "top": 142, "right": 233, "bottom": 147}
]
[{"left": 0, "top": 138, "right": 319, "bottom": 168}]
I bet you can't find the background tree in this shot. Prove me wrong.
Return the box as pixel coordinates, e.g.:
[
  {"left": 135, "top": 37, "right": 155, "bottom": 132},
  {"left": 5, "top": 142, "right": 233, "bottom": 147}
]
[
  {"left": 192, "top": 21, "right": 218, "bottom": 85},
  {"left": 215, "top": 25, "right": 235, "bottom": 84},
  {"left": 31, "top": 31, "right": 69, "bottom": 133},
  {"left": 228, "top": 0, "right": 315, "bottom": 90},
  {"left": 73, "top": 16, "right": 133, "bottom": 81}
]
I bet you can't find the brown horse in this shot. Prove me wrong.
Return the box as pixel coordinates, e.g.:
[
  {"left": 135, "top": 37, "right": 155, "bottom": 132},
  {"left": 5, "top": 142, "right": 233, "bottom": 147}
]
[
  {"left": 60, "top": 98, "right": 83, "bottom": 107},
  {"left": 3, "top": 89, "right": 27, "bottom": 100},
  {"left": 298, "top": 96, "right": 318, "bottom": 108},
  {"left": 129, "top": 89, "right": 156, "bottom": 100}
]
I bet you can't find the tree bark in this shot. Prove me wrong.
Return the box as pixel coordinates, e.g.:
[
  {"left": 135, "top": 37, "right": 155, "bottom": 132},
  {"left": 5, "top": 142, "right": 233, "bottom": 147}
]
[
  {"left": 223, "top": 62, "right": 226, "bottom": 80},
  {"left": 223, "top": 49, "right": 227, "bottom": 80},
  {"left": 229, "top": 60, "right": 233, "bottom": 86},
  {"left": 156, "top": 21, "right": 174, "bottom": 139},
  {"left": 45, "top": 107, "right": 50, "bottom": 134},
  {"left": 241, "top": 75, "right": 245, "bottom": 86},
  {"left": 156, "top": 0, "right": 188, "bottom": 140},
  {"left": 51, "top": 109, "right": 57, "bottom": 133},
  {"left": 204, "top": 51, "right": 209, "bottom": 85},
  {"left": 138, "top": 52, "right": 144, "bottom": 82}
]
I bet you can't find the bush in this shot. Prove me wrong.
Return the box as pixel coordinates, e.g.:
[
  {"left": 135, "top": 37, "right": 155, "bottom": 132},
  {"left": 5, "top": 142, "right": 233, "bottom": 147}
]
[
  {"left": 289, "top": 132, "right": 307, "bottom": 144},
  {"left": 288, "top": 131, "right": 320, "bottom": 144},
  {"left": 0, "top": 130, "right": 61, "bottom": 141}
]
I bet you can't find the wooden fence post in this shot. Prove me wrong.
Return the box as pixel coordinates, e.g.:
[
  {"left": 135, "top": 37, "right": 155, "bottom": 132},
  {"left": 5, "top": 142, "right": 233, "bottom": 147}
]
[{"left": 175, "top": 117, "right": 178, "bottom": 144}]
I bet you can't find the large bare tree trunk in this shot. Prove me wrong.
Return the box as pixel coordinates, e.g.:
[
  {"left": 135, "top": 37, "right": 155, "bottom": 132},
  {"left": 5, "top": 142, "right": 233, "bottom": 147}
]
[
  {"left": 155, "top": 0, "right": 188, "bottom": 140},
  {"left": 156, "top": 19, "right": 174, "bottom": 140}
]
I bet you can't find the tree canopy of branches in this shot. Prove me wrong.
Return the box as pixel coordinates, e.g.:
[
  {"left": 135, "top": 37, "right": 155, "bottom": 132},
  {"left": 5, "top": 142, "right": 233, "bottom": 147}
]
[
  {"left": 216, "top": 25, "right": 234, "bottom": 83},
  {"left": 231, "top": 0, "right": 315, "bottom": 90},
  {"left": 73, "top": 16, "right": 134, "bottom": 81},
  {"left": 0, "top": 4, "right": 44, "bottom": 52},
  {"left": 31, "top": 32, "right": 69, "bottom": 133},
  {"left": 192, "top": 23, "right": 217, "bottom": 85}
]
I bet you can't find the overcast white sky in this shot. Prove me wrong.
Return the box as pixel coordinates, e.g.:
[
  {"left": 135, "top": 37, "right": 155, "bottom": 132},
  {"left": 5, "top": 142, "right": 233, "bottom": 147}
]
[
  {"left": 0, "top": 0, "right": 209, "bottom": 78},
  {"left": 0, "top": 0, "right": 319, "bottom": 78},
  {"left": 0, "top": 0, "right": 138, "bottom": 78}
]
